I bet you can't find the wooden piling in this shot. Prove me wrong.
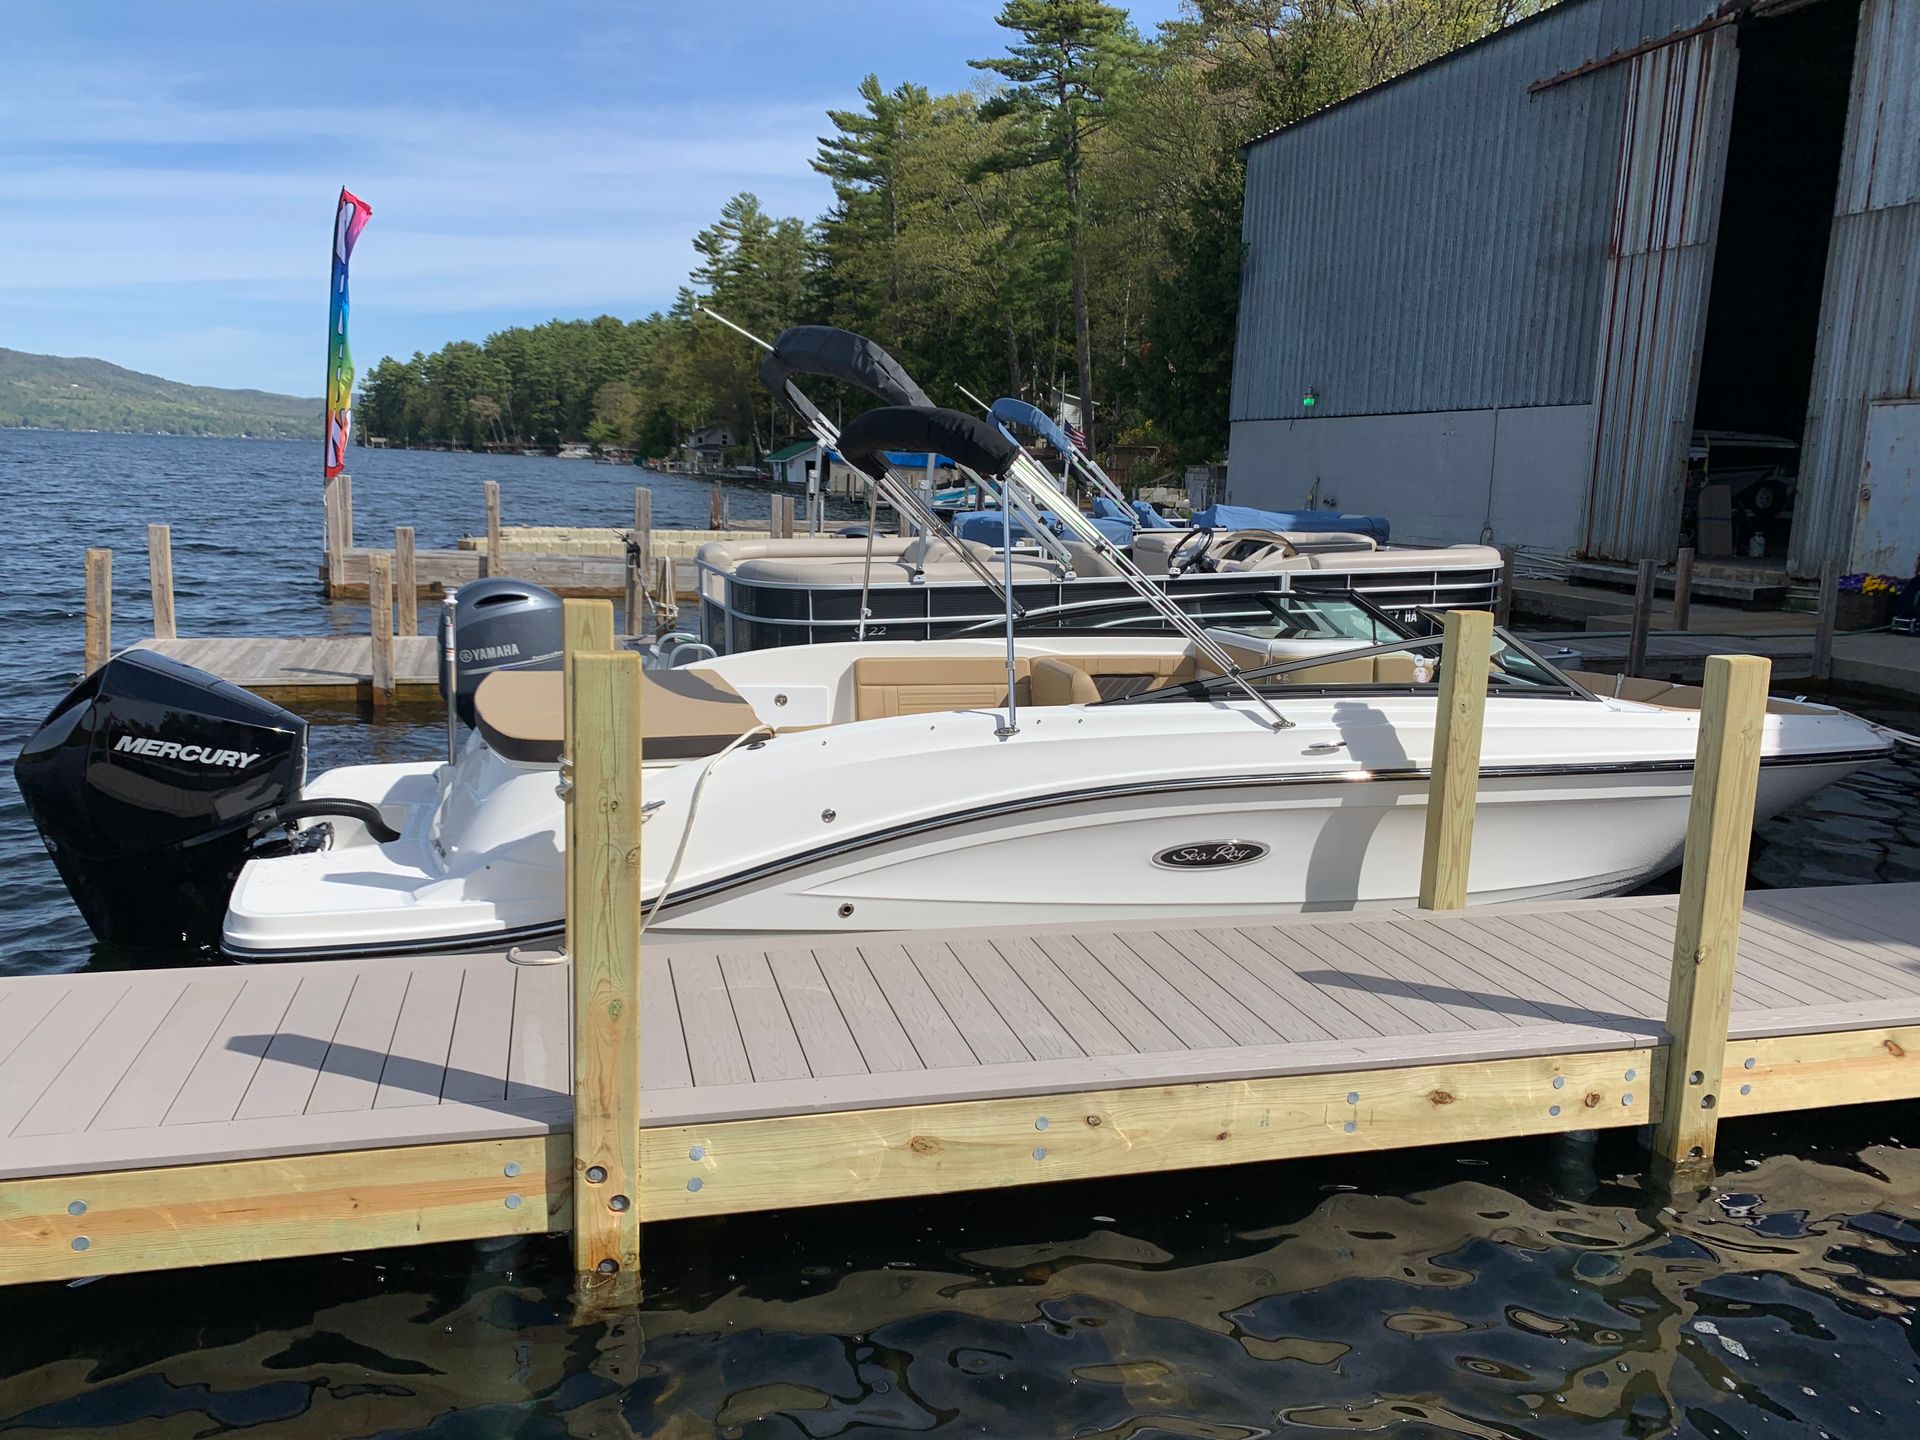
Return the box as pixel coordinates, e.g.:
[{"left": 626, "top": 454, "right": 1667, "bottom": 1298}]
[
  {"left": 147, "top": 524, "right": 175, "bottom": 640},
  {"left": 1418, "top": 609, "right": 1494, "bottom": 911},
  {"left": 395, "top": 527, "right": 418, "bottom": 637},
  {"left": 324, "top": 472, "right": 353, "bottom": 595},
  {"left": 771, "top": 493, "right": 795, "bottom": 540},
  {"left": 367, "top": 552, "right": 395, "bottom": 707},
  {"left": 84, "top": 548, "right": 111, "bottom": 674},
  {"left": 1625, "top": 558, "right": 1656, "bottom": 678},
  {"left": 1671, "top": 546, "right": 1694, "bottom": 632},
  {"left": 485, "top": 481, "right": 504, "bottom": 579},
  {"left": 633, "top": 487, "right": 653, "bottom": 577},
  {"left": 709, "top": 484, "right": 722, "bottom": 531},
  {"left": 1812, "top": 559, "right": 1839, "bottom": 683},
  {"left": 566, "top": 645, "right": 644, "bottom": 1306},
  {"left": 1494, "top": 545, "right": 1515, "bottom": 630},
  {"left": 656, "top": 555, "right": 679, "bottom": 629},
  {"left": 562, "top": 598, "right": 615, "bottom": 960},
  {"left": 1652, "top": 653, "right": 1771, "bottom": 1183}
]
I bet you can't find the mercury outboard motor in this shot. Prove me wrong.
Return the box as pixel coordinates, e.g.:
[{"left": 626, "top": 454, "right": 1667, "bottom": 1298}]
[
  {"left": 440, "top": 578, "right": 565, "bottom": 726},
  {"left": 14, "top": 651, "right": 317, "bottom": 949}
]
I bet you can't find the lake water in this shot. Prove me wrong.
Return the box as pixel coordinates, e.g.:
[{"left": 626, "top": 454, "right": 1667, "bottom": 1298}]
[{"left": 2, "top": 430, "right": 1918, "bottom": 1436}]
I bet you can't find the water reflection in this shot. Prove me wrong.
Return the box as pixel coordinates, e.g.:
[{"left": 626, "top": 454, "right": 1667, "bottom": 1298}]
[{"left": 2, "top": 1114, "right": 1915, "bottom": 1437}]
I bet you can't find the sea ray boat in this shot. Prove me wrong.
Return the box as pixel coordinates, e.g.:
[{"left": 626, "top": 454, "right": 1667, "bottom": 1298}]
[{"left": 14, "top": 406, "right": 1897, "bottom": 964}]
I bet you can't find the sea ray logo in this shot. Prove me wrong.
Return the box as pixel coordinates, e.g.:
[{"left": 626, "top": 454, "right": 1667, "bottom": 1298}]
[
  {"left": 113, "top": 735, "right": 260, "bottom": 770},
  {"left": 1152, "top": 840, "right": 1269, "bottom": 870}
]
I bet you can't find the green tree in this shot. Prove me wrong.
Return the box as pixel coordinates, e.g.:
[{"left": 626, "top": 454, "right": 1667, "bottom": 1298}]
[{"left": 972, "top": 0, "right": 1147, "bottom": 453}]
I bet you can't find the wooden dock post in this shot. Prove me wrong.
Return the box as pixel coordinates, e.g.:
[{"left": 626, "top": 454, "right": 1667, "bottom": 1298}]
[
  {"left": 485, "top": 481, "right": 504, "bottom": 579},
  {"left": 1652, "top": 653, "right": 1771, "bottom": 1184},
  {"left": 1671, "top": 546, "right": 1694, "bottom": 632},
  {"left": 656, "top": 554, "right": 679, "bottom": 629},
  {"left": 367, "top": 552, "right": 395, "bottom": 707},
  {"left": 84, "top": 548, "right": 112, "bottom": 673},
  {"left": 709, "top": 484, "right": 722, "bottom": 531},
  {"left": 772, "top": 493, "right": 795, "bottom": 539},
  {"left": 147, "top": 524, "right": 175, "bottom": 640},
  {"left": 324, "top": 472, "right": 353, "bottom": 595},
  {"left": 1494, "top": 545, "right": 1515, "bottom": 629},
  {"left": 562, "top": 598, "right": 615, "bottom": 959},
  {"left": 394, "top": 527, "right": 418, "bottom": 637},
  {"left": 1418, "top": 609, "right": 1494, "bottom": 911},
  {"left": 633, "top": 487, "right": 653, "bottom": 576},
  {"left": 1812, "top": 559, "right": 1839, "bottom": 683},
  {"left": 1624, "top": 559, "right": 1656, "bottom": 678},
  {"left": 566, "top": 643, "right": 644, "bottom": 1306},
  {"left": 626, "top": 489, "right": 653, "bottom": 638}
]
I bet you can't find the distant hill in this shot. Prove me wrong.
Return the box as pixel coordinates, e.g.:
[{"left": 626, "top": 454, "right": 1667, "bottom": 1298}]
[{"left": 0, "top": 348, "right": 322, "bottom": 440}]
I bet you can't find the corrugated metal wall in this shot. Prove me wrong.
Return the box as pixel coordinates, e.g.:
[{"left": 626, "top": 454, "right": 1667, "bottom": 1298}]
[
  {"left": 1791, "top": 0, "right": 1920, "bottom": 575},
  {"left": 1232, "top": 0, "right": 1720, "bottom": 424},
  {"left": 1582, "top": 27, "right": 1739, "bottom": 559}
]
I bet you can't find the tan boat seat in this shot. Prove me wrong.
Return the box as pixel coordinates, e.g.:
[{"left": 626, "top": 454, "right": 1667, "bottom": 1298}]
[
  {"left": 1031, "top": 657, "right": 1101, "bottom": 706},
  {"left": 1566, "top": 671, "right": 1828, "bottom": 715},
  {"left": 852, "top": 656, "right": 1031, "bottom": 720},
  {"left": 473, "top": 666, "right": 767, "bottom": 765}
]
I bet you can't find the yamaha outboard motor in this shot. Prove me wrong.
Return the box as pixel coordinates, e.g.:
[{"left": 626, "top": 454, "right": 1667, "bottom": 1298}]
[
  {"left": 14, "top": 651, "right": 308, "bottom": 949},
  {"left": 440, "top": 578, "right": 565, "bottom": 726}
]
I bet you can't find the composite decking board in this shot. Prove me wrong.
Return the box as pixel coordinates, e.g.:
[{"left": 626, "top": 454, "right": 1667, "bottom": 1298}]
[
  {"left": 1154, "top": 929, "right": 1334, "bottom": 1045},
  {"left": 1276, "top": 921, "right": 1468, "bottom": 1036},
  {"left": 1574, "top": 911, "right": 1781, "bottom": 1011},
  {"left": 1203, "top": 928, "right": 1380, "bottom": 1041},
  {"left": 944, "top": 939, "right": 1085, "bottom": 1062},
  {"left": 305, "top": 968, "right": 412, "bottom": 1114},
  {"left": 671, "top": 952, "right": 755, "bottom": 1087},
  {"left": 233, "top": 970, "right": 358, "bottom": 1119},
  {"left": 1598, "top": 903, "right": 1843, "bottom": 1007},
  {"left": 985, "top": 938, "right": 1133, "bottom": 1058},
  {"left": 1737, "top": 910, "right": 1920, "bottom": 997},
  {"left": 1387, "top": 916, "right": 1646, "bottom": 1029},
  {"left": 1757, "top": 890, "right": 1920, "bottom": 974},
  {"left": 1083, "top": 931, "right": 1240, "bottom": 1050},
  {"left": 440, "top": 962, "right": 517, "bottom": 1104},
  {"left": 639, "top": 954, "right": 695, "bottom": 1092},
  {"left": 1357, "top": 921, "right": 1557, "bottom": 1030},
  {"left": 811, "top": 946, "right": 924, "bottom": 1074},
  {"left": 1474, "top": 912, "right": 1671, "bottom": 1015},
  {"left": 0, "top": 983, "right": 129, "bottom": 1138},
  {"left": 16, "top": 975, "right": 187, "bottom": 1136},
  {"left": 88, "top": 978, "right": 247, "bottom": 1131},
  {"left": 902, "top": 943, "right": 1031, "bottom": 1066},
  {"left": 1231, "top": 925, "right": 1423, "bottom": 1038},
  {"left": 506, "top": 960, "right": 570, "bottom": 1101},
  {"left": 133, "top": 636, "right": 441, "bottom": 689},
  {"left": 373, "top": 964, "right": 466, "bottom": 1109},
  {"left": 1032, "top": 934, "right": 1187, "bottom": 1053},
  {"left": 1117, "top": 930, "right": 1282, "bottom": 1048},
  {"left": 860, "top": 944, "right": 978, "bottom": 1069},
  {"left": 765, "top": 948, "right": 869, "bottom": 1078},
  {"left": 716, "top": 950, "right": 810, "bottom": 1083},
  {"left": 162, "top": 971, "right": 304, "bottom": 1126},
  {"left": 1489, "top": 913, "right": 1673, "bottom": 1013},
  {"left": 0, "top": 986, "right": 67, "bottom": 1074}
]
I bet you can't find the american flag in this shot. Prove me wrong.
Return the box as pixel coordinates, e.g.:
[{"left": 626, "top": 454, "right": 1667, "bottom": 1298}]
[{"left": 1064, "top": 420, "right": 1087, "bottom": 452}]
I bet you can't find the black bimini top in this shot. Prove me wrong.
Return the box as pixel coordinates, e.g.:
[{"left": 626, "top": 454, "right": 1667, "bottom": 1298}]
[
  {"left": 835, "top": 406, "right": 1020, "bottom": 483},
  {"left": 759, "top": 326, "right": 931, "bottom": 424}
]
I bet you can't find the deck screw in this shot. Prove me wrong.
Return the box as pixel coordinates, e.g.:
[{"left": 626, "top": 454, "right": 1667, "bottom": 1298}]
[
  {"left": 1034, "top": 1116, "right": 1049, "bottom": 1131},
  {"left": 1744, "top": 1057, "right": 1756, "bottom": 1070},
  {"left": 597, "top": 1258, "right": 620, "bottom": 1274},
  {"left": 1624, "top": 1068, "right": 1637, "bottom": 1081},
  {"left": 1740, "top": 1084, "right": 1752, "bottom": 1095},
  {"left": 1032, "top": 1147, "right": 1047, "bottom": 1161},
  {"left": 1346, "top": 1092, "right": 1359, "bottom": 1105},
  {"left": 504, "top": 1194, "right": 522, "bottom": 1210},
  {"left": 1344, "top": 1121, "right": 1357, "bottom": 1133},
  {"left": 71, "top": 1237, "right": 89, "bottom": 1252},
  {"left": 687, "top": 1177, "right": 704, "bottom": 1192},
  {"left": 1688, "top": 1070, "right": 1704, "bottom": 1085},
  {"left": 689, "top": 1145, "right": 706, "bottom": 1161},
  {"left": 503, "top": 1162, "right": 521, "bottom": 1178},
  {"left": 1549, "top": 1105, "right": 1562, "bottom": 1117},
  {"left": 586, "top": 1165, "right": 608, "bottom": 1184},
  {"left": 67, "top": 1201, "right": 86, "bottom": 1217},
  {"left": 1552, "top": 1076, "right": 1565, "bottom": 1090},
  {"left": 1622, "top": 1093, "right": 1634, "bottom": 1106},
  {"left": 609, "top": 1195, "right": 631, "bottom": 1212}
]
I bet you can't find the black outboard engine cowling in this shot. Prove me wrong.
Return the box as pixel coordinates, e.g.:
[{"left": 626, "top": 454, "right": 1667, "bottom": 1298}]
[
  {"left": 13, "top": 651, "right": 307, "bottom": 950},
  {"left": 440, "top": 578, "right": 565, "bottom": 727}
]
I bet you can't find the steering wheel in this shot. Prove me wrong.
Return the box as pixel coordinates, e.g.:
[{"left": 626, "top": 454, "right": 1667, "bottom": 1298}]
[{"left": 1166, "top": 527, "right": 1216, "bottom": 576}]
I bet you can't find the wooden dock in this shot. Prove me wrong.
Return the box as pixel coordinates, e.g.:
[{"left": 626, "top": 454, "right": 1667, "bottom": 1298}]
[
  {"left": 6, "top": 603, "right": 1910, "bottom": 1301},
  {"left": 131, "top": 635, "right": 444, "bottom": 702},
  {"left": 2, "top": 884, "right": 1918, "bottom": 1286}
]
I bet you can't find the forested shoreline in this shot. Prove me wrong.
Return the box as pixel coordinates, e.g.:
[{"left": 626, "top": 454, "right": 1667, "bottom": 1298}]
[{"left": 359, "top": 0, "right": 1541, "bottom": 466}]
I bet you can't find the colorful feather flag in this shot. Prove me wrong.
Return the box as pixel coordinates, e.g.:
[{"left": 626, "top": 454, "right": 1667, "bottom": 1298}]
[{"left": 324, "top": 188, "right": 372, "bottom": 478}]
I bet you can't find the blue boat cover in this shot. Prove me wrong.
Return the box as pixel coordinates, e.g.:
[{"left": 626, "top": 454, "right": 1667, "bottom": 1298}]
[
  {"left": 989, "top": 398, "right": 1076, "bottom": 458},
  {"left": 1189, "top": 505, "right": 1389, "bottom": 544},
  {"left": 952, "top": 509, "right": 1133, "bottom": 546}
]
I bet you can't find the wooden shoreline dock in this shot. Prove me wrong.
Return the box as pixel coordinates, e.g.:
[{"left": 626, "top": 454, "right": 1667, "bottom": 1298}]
[{"left": 3, "top": 600, "right": 1917, "bottom": 1301}]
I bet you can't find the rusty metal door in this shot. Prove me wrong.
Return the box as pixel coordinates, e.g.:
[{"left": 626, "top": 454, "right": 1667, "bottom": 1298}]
[{"left": 1584, "top": 25, "right": 1740, "bottom": 561}]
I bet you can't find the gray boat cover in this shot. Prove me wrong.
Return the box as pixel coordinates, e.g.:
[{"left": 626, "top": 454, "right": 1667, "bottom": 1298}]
[
  {"left": 760, "top": 326, "right": 932, "bottom": 424},
  {"left": 838, "top": 407, "right": 1019, "bottom": 482}
]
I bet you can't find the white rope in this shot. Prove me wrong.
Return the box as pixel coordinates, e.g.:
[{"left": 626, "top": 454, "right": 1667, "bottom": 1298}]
[{"left": 639, "top": 722, "right": 774, "bottom": 936}]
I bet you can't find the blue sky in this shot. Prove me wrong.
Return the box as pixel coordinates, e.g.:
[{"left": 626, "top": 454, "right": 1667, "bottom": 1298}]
[{"left": 5, "top": 1, "right": 1185, "bottom": 395}]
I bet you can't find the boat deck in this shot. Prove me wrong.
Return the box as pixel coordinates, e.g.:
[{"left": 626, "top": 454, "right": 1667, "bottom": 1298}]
[
  {"left": 132, "top": 635, "right": 442, "bottom": 700},
  {"left": 6, "top": 884, "right": 1919, "bottom": 1212}
]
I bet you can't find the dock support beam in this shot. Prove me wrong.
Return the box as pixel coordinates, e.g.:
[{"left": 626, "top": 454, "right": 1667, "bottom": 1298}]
[
  {"left": 626, "top": 489, "right": 652, "bottom": 638},
  {"left": 1671, "top": 547, "right": 1693, "bottom": 633},
  {"left": 395, "top": 527, "right": 417, "bottom": 637},
  {"left": 324, "top": 472, "right": 353, "bottom": 596},
  {"left": 566, "top": 641, "right": 644, "bottom": 1307},
  {"left": 563, "top": 598, "right": 616, "bottom": 959},
  {"left": 1419, "top": 609, "right": 1493, "bottom": 911},
  {"left": 1812, "top": 559, "right": 1838, "bottom": 684},
  {"left": 147, "top": 524, "right": 175, "bottom": 640},
  {"left": 484, "top": 481, "right": 504, "bottom": 579},
  {"left": 84, "top": 548, "right": 111, "bottom": 674},
  {"left": 1653, "top": 653, "right": 1770, "bottom": 1185},
  {"left": 1625, "top": 558, "right": 1656, "bottom": 678},
  {"left": 367, "top": 552, "right": 395, "bottom": 708}
]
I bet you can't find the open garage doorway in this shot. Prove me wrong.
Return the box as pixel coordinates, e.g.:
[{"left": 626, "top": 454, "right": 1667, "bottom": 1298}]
[{"left": 1686, "top": 0, "right": 1859, "bottom": 563}]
